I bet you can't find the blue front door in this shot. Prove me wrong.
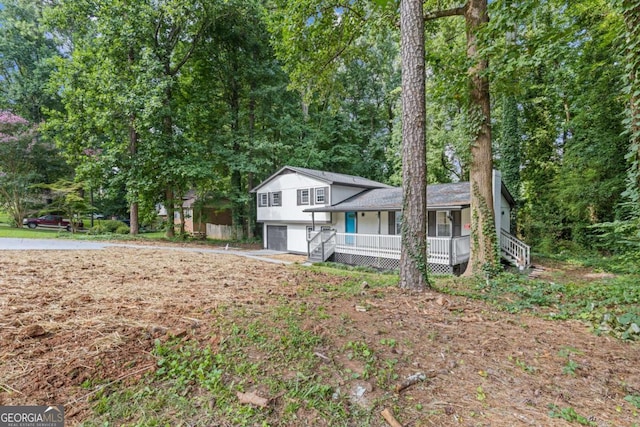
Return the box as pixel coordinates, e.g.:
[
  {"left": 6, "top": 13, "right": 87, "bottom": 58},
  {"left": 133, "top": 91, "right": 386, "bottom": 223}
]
[{"left": 345, "top": 211, "right": 356, "bottom": 244}]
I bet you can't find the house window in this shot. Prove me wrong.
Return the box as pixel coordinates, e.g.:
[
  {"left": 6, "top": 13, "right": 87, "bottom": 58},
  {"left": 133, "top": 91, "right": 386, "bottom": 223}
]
[
  {"left": 270, "top": 191, "right": 282, "bottom": 207},
  {"left": 389, "top": 211, "right": 403, "bottom": 235},
  {"left": 258, "top": 193, "right": 268, "bottom": 207},
  {"left": 436, "top": 211, "right": 451, "bottom": 237},
  {"left": 315, "top": 187, "right": 326, "bottom": 204},
  {"left": 297, "top": 189, "right": 310, "bottom": 205}
]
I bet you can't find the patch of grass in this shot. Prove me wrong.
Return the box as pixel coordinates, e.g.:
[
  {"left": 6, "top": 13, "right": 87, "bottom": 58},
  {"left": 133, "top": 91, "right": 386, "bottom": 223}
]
[
  {"left": 305, "top": 264, "right": 398, "bottom": 296},
  {"left": 80, "top": 290, "right": 408, "bottom": 426},
  {"left": 0, "top": 225, "right": 71, "bottom": 239},
  {"left": 434, "top": 260, "right": 640, "bottom": 341},
  {"left": 548, "top": 404, "right": 596, "bottom": 426}
]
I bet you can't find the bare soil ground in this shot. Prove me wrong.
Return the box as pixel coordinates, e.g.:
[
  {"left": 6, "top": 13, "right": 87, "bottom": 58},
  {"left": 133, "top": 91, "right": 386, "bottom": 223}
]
[{"left": 0, "top": 247, "right": 638, "bottom": 426}]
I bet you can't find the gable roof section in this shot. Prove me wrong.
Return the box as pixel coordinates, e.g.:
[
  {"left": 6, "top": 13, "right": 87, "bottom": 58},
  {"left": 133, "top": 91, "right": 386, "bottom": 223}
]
[
  {"left": 250, "top": 166, "right": 393, "bottom": 193},
  {"left": 304, "top": 182, "right": 474, "bottom": 212}
]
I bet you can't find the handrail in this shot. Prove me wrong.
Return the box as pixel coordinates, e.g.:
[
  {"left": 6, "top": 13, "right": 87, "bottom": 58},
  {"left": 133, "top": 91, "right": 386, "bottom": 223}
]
[
  {"left": 500, "top": 230, "right": 531, "bottom": 269},
  {"left": 308, "top": 229, "right": 336, "bottom": 261},
  {"left": 307, "top": 230, "right": 323, "bottom": 258},
  {"left": 321, "top": 230, "right": 337, "bottom": 261}
]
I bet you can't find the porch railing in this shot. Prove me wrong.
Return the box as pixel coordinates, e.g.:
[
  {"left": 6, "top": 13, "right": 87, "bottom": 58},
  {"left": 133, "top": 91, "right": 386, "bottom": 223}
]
[
  {"left": 333, "top": 233, "right": 470, "bottom": 266},
  {"left": 500, "top": 230, "right": 531, "bottom": 269},
  {"left": 307, "top": 229, "right": 337, "bottom": 262},
  {"left": 335, "top": 233, "right": 402, "bottom": 259},
  {"left": 308, "top": 229, "right": 528, "bottom": 269}
]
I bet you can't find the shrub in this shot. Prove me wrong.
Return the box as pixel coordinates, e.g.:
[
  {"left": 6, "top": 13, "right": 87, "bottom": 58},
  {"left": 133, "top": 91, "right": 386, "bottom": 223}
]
[
  {"left": 115, "top": 224, "right": 130, "bottom": 235},
  {"left": 88, "top": 220, "right": 129, "bottom": 235}
]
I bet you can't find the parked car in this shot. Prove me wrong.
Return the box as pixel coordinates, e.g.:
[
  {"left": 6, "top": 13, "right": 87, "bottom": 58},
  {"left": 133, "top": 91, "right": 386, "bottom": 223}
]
[{"left": 23, "top": 215, "right": 84, "bottom": 231}]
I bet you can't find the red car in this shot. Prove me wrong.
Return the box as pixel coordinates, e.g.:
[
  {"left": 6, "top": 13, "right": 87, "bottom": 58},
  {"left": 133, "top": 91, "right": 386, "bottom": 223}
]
[{"left": 23, "top": 215, "right": 83, "bottom": 231}]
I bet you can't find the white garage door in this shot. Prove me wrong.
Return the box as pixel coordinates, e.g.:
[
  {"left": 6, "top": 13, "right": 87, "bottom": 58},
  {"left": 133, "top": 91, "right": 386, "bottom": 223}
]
[{"left": 266, "top": 226, "right": 287, "bottom": 251}]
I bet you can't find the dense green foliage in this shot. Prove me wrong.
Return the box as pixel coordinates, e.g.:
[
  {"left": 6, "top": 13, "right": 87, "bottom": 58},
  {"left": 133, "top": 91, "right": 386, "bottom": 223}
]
[
  {"left": 0, "top": 0, "right": 638, "bottom": 257},
  {"left": 0, "top": 111, "right": 70, "bottom": 226}
]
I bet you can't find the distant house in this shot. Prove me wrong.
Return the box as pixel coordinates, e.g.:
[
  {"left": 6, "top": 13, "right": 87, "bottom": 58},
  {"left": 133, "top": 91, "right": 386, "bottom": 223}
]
[
  {"left": 158, "top": 190, "right": 234, "bottom": 238},
  {"left": 251, "top": 166, "right": 530, "bottom": 274}
]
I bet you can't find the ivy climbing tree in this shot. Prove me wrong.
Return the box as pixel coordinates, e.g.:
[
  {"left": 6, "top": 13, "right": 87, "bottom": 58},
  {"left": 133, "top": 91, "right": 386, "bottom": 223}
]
[{"left": 400, "top": 0, "right": 428, "bottom": 289}]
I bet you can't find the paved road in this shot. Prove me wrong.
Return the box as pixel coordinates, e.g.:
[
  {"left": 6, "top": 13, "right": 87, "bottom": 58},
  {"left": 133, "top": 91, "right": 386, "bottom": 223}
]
[{"left": 0, "top": 238, "right": 295, "bottom": 265}]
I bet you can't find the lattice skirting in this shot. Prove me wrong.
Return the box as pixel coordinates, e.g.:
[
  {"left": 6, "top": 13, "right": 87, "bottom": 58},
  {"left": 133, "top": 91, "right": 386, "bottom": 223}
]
[
  {"left": 334, "top": 253, "right": 400, "bottom": 271},
  {"left": 429, "top": 263, "right": 453, "bottom": 275},
  {"left": 333, "top": 252, "right": 462, "bottom": 275}
]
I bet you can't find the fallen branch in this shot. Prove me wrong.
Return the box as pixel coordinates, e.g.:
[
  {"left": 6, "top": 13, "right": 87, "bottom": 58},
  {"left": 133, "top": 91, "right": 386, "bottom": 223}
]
[
  {"left": 381, "top": 407, "right": 403, "bottom": 427},
  {"left": 314, "top": 352, "right": 331, "bottom": 362},
  {"left": 395, "top": 372, "right": 427, "bottom": 393},
  {"left": 0, "top": 382, "right": 23, "bottom": 395}
]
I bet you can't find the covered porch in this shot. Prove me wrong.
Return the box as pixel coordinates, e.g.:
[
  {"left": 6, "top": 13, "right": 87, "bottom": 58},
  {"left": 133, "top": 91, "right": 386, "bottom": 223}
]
[
  {"left": 308, "top": 229, "right": 530, "bottom": 274},
  {"left": 308, "top": 231, "right": 471, "bottom": 273}
]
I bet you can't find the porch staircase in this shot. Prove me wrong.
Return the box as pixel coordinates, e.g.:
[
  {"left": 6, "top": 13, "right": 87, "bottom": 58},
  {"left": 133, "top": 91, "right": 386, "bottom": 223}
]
[
  {"left": 500, "top": 230, "right": 531, "bottom": 269},
  {"left": 307, "top": 230, "right": 336, "bottom": 262}
]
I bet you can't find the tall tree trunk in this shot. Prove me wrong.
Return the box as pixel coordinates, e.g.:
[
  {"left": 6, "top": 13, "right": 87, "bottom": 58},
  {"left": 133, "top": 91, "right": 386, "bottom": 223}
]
[
  {"left": 247, "top": 92, "right": 256, "bottom": 240},
  {"left": 464, "top": 0, "right": 498, "bottom": 276},
  {"left": 163, "top": 83, "right": 176, "bottom": 238},
  {"left": 229, "top": 59, "right": 245, "bottom": 239},
  {"left": 128, "top": 121, "right": 140, "bottom": 235},
  {"left": 399, "top": 0, "right": 428, "bottom": 290},
  {"left": 128, "top": 48, "right": 139, "bottom": 235}
]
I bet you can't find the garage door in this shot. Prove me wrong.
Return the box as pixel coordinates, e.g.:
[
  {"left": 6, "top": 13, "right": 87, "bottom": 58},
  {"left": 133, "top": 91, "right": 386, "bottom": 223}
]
[{"left": 266, "top": 226, "right": 287, "bottom": 251}]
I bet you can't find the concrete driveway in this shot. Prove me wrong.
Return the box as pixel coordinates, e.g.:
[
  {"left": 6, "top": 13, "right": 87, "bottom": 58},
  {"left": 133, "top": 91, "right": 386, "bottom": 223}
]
[{"left": 0, "top": 238, "right": 297, "bottom": 265}]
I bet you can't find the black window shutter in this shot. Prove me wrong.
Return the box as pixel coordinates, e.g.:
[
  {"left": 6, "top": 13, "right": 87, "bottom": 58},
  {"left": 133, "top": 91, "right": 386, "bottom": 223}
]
[
  {"left": 428, "top": 211, "right": 436, "bottom": 236},
  {"left": 388, "top": 212, "right": 396, "bottom": 235},
  {"left": 297, "top": 189, "right": 302, "bottom": 206},
  {"left": 452, "top": 211, "right": 462, "bottom": 237},
  {"left": 310, "top": 188, "right": 315, "bottom": 205},
  {"left": 324, "top": 186, "right": 329, "bottom": 204}
]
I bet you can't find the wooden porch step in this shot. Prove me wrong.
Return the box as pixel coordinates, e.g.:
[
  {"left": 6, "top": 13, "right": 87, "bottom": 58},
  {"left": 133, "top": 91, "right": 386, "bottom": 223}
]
[{"left": 528, "top": 265, "right": 545, "bottom": 279}]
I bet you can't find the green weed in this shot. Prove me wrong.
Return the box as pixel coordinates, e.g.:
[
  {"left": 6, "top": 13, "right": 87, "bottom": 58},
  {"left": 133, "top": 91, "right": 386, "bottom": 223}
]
[
  {"left": 548, "top": 404, "right": 596, "bottom": 426},
  {"left": 509, "top": 355, "right": 537, "bottom": 374},
  {"left": 625, "top": 394, "right": 640, "bottom": 409}
]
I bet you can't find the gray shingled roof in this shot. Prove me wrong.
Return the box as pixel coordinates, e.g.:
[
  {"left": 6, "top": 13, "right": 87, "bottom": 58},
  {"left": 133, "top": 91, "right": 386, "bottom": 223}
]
[
  {"left": 305, "top": 182, "right": 472, "bottom": 212},
  {"left": 250, "top": 166, "right": 393, "bottom": 193}
]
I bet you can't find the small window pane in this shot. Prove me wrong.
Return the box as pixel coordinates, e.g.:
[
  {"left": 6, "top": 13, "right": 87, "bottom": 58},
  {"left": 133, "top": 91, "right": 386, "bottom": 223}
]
[
  {"left": 271, "top": 192, "right": 281, "bottom": 206},
  {"left": 301, "top": 189, "right": 309, "bottom": 204},
  {"left": 316, "top": 188, "right": 325, "bottom": 204},
  {"left": 436, "top": 211, "right": 451, "bottom": 237}
]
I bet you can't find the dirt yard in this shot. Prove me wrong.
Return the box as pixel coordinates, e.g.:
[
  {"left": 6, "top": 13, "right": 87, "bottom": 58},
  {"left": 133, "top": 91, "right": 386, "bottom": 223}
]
[{"left": 0, "top": 246, "right": 638, "bottom": 426}]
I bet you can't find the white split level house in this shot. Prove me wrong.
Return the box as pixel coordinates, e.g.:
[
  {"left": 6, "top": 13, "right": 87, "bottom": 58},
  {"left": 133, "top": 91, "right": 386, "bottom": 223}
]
[{"left": 250, "top": 166, "right": 530, "bottom": 274}]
